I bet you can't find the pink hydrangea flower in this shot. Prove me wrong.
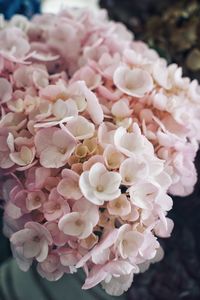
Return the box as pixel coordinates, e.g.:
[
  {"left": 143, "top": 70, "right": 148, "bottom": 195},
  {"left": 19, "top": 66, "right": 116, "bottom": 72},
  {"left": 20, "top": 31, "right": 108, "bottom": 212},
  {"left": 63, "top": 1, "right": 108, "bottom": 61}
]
[{"left": 0, "top": 7, "right": 199, "bottom": 296}]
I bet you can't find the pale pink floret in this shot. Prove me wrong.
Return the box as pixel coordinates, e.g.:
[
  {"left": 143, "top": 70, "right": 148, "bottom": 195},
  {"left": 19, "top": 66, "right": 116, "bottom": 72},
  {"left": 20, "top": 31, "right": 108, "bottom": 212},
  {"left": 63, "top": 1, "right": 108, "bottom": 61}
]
[
  {"left": 82, "top": 155, "right": 104, "bottom": 171},
  {"left": 10, "top": 222, "right": 52, "bottom": 270},
  {"left": 119, "top": 156, "right": 148, "bottom": 185},
  {"left": 67, "top": 81, "right": 104, "bottom": 125},
  {"left": 52, "top": 99, "right": 78, "bottom": 120},
  {"left": 101, "top": 269, "right": 135, "bottom": 296},
  {"left": 98, "top": 122, "right": 116, "bottom": 147},
  {"left": 103, "top": 145, "right": 124, "bottom": 170},
  {"left": 13, "top": 65, "right": 49, "bottom": 89},
  {"left": 9, "top": 146, "right": 35, "bottom": 167},
  {"left": 111, "top": 99, "right": 132, "bottom": 119},
  {"left": 71, "top": 66, "right": 101, "bottom": 90},
  {"left": 97, "top": 52, "right": 121, "bottom": 80},
  {"left": 82, "top": 260, "right": 138, "bottom": 296},
  {"left": 25, "top": 167, "right": 51, "bottom": 190},
  {"left": 34, "top": 99, "right": 78, "bottom": 128},
  {"left": 139, "top": 231, "right": 159, "bottom": 260},
  {"left": 58, "top": 198, "right": 99, "bottom": 239},
  {"left": 152, "top": 60, "right": 171, "bottom": 89},
  {"left": 79, "top": 162, "right": 122, "bottom": 205},
  {"left": 58, "top": 248, "right": 80, "bottom": 274},
  {"left": 43, "top": 188, "right": 70, "bottom": 221},
  {"left": 37, "top": 252, "right": 65, "bottom": 281},
  {"left": 0, "top": 27, "right": 30, "bottom": 60},
  {"left": 116, "top": 224, "right": 144, "bottom": 259},
  {"left": 113, "top": 66, "right": 153, "bottom": 98},
  {"left": 8, "top": 187, "right": 28, "bottom": 216},
  {"left": 65, "top": 116, "right": 95, "bottom": 140},
  {"left": 129, "top": 181, "right": 160, "bottom": 210},
  {"left": 57, "top": 169, "right": 82, "bottom": 200},
  {"left": 59, "top": 212, "right": 90, "bottom": 239},
  {"left": 114, "top": 124, "right": 154, "bottom": 157},
  {"left": 121, "top": 204, "right": 139, "bottom": 222},
  {"left": 39, "top": 84, "right": 67, "bottom": 102},
  {"left": 154, "top": 217, "right": 174, "bottom": 238},
  {"left": 26, "top": 190, "right": 46, "bottom": 211},
  {"left": 107, "top": 195, "right": 131, "bottom": 217},
  {"left": 34, "top": 127, "right": 76, "bottom": 168},
  {"left": 76, "top": 229, "right": 119, "bottom": 268},
  {"left": 45, "top": 222, "right": 68, "bottom": 247}
]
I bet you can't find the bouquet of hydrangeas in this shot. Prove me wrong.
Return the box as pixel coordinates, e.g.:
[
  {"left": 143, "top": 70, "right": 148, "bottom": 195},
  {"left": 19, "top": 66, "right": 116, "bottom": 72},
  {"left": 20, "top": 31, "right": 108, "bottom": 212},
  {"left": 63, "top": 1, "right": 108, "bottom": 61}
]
[{"left": 0, "top": 8, "right": 199, "bottom": 296}]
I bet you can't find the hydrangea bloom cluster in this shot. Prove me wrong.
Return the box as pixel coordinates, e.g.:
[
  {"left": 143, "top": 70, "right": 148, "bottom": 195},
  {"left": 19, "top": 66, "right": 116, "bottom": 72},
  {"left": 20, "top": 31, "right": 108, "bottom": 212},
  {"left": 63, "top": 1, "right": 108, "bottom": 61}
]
[{"left": 0, "top": 8, "right": 199, "bottom": 296}]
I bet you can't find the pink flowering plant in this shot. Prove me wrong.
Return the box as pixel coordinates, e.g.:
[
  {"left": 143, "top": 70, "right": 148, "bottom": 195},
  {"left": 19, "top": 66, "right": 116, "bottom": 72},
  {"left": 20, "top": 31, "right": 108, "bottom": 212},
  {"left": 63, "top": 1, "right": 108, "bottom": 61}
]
[{"left": 0, "top": 8, "right": 199, "bottom": 296}]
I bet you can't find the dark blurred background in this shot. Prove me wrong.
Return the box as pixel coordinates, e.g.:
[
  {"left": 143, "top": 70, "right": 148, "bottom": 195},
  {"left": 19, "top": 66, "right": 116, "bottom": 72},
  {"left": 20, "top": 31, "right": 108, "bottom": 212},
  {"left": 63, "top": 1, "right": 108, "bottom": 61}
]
[{"left": 0, "top": 1, "right": 200, "bottom": 299}]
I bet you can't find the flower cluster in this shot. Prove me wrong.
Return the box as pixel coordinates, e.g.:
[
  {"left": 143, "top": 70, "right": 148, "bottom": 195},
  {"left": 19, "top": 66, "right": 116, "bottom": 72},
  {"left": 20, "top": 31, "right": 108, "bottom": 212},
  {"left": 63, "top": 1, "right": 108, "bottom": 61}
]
[{"left": 0, "top": 8, "right": 199, "bottom": 296}]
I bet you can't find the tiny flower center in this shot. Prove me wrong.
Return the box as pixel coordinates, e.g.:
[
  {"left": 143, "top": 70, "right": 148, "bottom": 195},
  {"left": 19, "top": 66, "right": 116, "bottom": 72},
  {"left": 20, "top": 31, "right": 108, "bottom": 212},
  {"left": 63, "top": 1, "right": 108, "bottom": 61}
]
[
  {"left": 33, "top": 236, "right": 40, "bottom": 243},
  {"left": 34, "top": 196, "right": 41, "bottom": 204},
  {"left": 96, "top": 185, "right": 104, "bottom": 192},
  {"left": 115, "top": 201, "right": 122, "bottom": 209},
  {"left": 75, "top": 219, "right": 83, "bottom": 227},
  {"left": 124, "top": 176, "right": 132, "bottom": 182},
  {"left": 54, "top": 203, "right": 61, "bottom": 210},
  {"left": 58, "top": 147, "right": 67, "bottom": 154},
  {"left": 122, "top": 239, "right": 128, "bottom": 248}
]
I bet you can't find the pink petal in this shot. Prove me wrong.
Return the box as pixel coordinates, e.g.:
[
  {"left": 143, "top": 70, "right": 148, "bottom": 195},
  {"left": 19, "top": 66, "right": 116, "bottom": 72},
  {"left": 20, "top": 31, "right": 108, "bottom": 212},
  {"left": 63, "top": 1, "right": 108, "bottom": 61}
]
[
  {"left": 0, "top": 78, "right": 12, "bottom": 103},
  {"left": 82, "top": 266, "right": 107, "bottom": 290}
]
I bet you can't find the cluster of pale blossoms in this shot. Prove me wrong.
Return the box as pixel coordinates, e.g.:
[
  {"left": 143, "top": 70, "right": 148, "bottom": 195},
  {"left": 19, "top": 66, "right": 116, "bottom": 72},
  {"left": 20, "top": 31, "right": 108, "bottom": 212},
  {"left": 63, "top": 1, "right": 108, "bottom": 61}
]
[{"left": 0, "top": 8, "right": 200, "bottom": 296}]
